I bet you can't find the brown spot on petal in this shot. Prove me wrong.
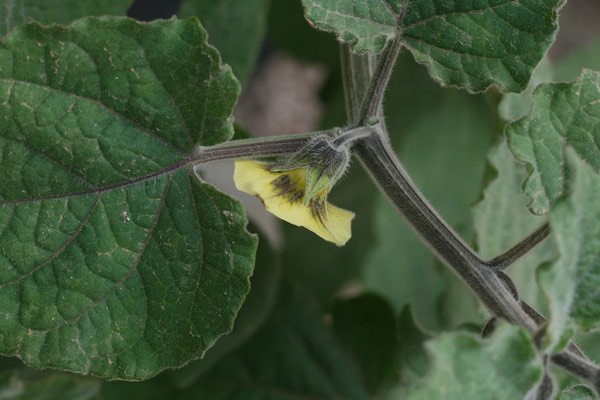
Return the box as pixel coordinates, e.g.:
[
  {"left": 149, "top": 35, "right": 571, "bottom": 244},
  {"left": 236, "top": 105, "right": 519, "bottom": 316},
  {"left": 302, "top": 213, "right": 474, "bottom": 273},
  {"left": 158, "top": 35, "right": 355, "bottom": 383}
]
[{"left": 272, "top": 174, "right": 304, "bottom": 204}]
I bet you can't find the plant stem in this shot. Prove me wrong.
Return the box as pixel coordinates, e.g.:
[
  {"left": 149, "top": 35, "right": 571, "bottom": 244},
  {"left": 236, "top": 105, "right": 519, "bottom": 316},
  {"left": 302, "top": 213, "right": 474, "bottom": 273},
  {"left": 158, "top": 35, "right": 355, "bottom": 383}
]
[
  {"left": 342, "top": 34, "right": 600, "bottom": 386},
  {"left": 486, "top": 223, "right": 551, "bottom": 270},
  {"left": 193, "top": 132, "right": 316, "bottom": 163},
  {"left": 354, "top": 129, "right": 536, "bottom": 328},
  {"left": 357, "top": 33, "right": 403, "bottom": 126}
]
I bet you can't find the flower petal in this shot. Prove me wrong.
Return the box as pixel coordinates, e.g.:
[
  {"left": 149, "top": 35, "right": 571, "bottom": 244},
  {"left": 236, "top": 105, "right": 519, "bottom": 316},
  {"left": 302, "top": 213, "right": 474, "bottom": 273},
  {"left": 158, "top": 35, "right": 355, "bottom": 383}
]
[{"left": 233, "top": 160, "right": 354, "bottom": 246}]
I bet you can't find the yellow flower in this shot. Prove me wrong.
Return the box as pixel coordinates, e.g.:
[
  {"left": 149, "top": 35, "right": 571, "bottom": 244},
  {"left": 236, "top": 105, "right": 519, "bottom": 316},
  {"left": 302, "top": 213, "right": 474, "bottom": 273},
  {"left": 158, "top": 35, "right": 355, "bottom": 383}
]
[{"left": 234, "top": 160, "right": 354, "bottom": 246}]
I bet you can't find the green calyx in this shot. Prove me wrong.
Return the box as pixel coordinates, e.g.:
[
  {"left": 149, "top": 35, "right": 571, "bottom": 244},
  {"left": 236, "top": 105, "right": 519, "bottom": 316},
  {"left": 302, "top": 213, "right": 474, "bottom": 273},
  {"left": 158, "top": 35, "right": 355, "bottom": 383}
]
[{"left": 271, "top": 134, "right": 350, "bottom": 205}]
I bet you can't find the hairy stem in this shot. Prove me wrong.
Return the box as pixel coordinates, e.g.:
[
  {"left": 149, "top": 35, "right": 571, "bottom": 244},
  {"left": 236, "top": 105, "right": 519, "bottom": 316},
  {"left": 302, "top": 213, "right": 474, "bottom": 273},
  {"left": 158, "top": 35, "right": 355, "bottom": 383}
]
[
  {"left": 486, "top": 223, "right": 551, "bottom": 270},
  {"left": 193, "top": 132, "right": 319, "bottom": 164},
  {"left": 342, "top": 35, "right": 600, "bottom": 386},
  {"left": 357, "top": 33, "right": 403, "bottom": 126},
  {"left": 354, "top": 129, "right": 536, "bottom": 329}
]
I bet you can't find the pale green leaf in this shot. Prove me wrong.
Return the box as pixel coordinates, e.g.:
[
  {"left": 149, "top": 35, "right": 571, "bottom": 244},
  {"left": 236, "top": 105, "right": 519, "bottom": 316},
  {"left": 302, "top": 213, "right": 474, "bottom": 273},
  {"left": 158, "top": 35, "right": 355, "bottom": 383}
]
[
  {"left": 178, "top": 0, "right": 270, "bottom": 85},
  {"left": 506, "top": 69, "right": 600, "bottom": 214},
  {"left": 405, "top": 325, "right": 543, "bottom": 400},
  {"left": 557, "top": 385, "right": 596, "bottom": 400},
  {"left": 538, "top": 151, "right": 600, "bottom": 351},
  {"left": 0, "top": 0, "right": 130, "bottom": 36},
  {"left": 301, "top": 0, "right": 564, "bottom": 92},
  {"left": 0, "top": 17, "right": 256, "bottom": 380},
  {"left": 472, "top": 140, "right": 554, "bottom": 310}
]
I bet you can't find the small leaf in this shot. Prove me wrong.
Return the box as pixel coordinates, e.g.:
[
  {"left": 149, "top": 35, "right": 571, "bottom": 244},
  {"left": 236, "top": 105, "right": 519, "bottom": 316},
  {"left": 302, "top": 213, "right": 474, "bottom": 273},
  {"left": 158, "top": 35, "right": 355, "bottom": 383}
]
[
  {"left": 472, "top": 140, "right": 554, "bottom": 310},
  {"left": 556, "top": 385, "right": 596, "bottom": 400},
  {"left": 178, "top": 0, "right": 270, "bottom": 85},
  {"left": 0, "top": 0, "right": 131, "bottom": 36},
  {"left": 301, "top": 0, "right": 564, "bottom": 92},
  {"left": 538, "top": 151, "right": 600, "bottom": 351},
  {"left": 507, "top": 69, "right": 600, "bottom": 214},
  {"left": 0, "top": 17, "right": 256, "bottom": 380},
  {"left": 405, "top": 325, "right": 543, "bottom": 399}
]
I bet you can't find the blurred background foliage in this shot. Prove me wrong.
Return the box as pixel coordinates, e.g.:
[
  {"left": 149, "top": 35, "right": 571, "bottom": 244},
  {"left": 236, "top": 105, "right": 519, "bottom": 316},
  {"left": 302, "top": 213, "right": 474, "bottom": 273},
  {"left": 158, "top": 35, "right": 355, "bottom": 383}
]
[{"left": 1, "top": 0, "right": 600, "bottom": 398}]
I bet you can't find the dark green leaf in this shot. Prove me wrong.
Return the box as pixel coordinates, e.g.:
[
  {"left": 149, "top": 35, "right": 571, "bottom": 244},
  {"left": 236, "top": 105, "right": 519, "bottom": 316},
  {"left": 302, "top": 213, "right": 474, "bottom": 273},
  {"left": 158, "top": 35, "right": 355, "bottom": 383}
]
[
  {"left": 402, "top": 0, "right": 565, "bottom": 93},
  {"left": 332, "top": 293, "right": 398, "bottom": 393},
  {"left": 405, "top": 325, "right": 543, "bottom": 399},
  {"left": 538, "top": 151, "right": 600, "bottom": 351},
  {"left": 0, "top": 17, "right": 256, "bottom": 380},
  {"left": 269, "top": 0, "right": 340, "bottom": 68},
  {"left": 168, "top": 231, "right": 281, "bottom": 388},
  {"left": 178, "top": 0, "right": 270, "bottom": 85},
  {"left": 506, "top": 69, "right": 600, "bottom": 214},
  {"left": 184, "top": 282, "right": 369, "bottom": 399},
  {"left": 302, "top": 0, "right": 564, "bottom": 92},
  {"left": 0, "top": 0, "right": 130, "bottom": 36},
  {"left": 498, "top": 57, "right": 553, "bottom": 122}
]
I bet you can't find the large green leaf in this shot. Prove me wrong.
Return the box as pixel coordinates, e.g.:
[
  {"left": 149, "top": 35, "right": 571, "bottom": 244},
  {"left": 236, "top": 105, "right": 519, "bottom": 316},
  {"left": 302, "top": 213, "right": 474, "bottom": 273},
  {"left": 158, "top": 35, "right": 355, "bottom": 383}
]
[
  {"left": 301, "top": 0, "right": 564, "bottom": 92},
  {"left": 0, "top": 0, "right": 130, "bottom": 36},
  {"left": 178, "top": 0, "right": 270, "bottom": 85},
  {"left": 0, "top": 17, "right": 257, "bottom": 380},
  {"left": 101, "top": 282, "right": 369, "bottom": 399},
  {"left": 168, "top": 230, "right": 281, "bottom": 389},
  {"left": 538, "top": 151, "right": 600, "bottom": 351},
  {"left": 405, "top": 325, "right": 543, "bottom": 399},
  {"left": 506, "top": 69, "right": 600, "bottom": 215},
  {"left": 402, "top": 0, "right": 564, "bottom": 93},
  {"left": 472, "top": 140, "right": 553, "bottom": 310}
]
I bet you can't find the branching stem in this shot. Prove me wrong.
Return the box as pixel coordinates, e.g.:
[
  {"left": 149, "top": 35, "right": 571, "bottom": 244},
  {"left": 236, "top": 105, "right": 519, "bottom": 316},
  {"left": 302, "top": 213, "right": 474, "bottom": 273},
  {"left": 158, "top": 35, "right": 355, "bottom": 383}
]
[{"left": 342, "top": 32, "right": 600, "bottom": 388}]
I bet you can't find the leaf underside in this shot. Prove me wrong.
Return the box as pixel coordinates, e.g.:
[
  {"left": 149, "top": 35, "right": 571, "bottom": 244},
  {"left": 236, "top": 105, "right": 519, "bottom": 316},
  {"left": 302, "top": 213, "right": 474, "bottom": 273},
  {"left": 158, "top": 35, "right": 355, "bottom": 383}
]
[
  {"left": 405, "top": 325, "right": 542, "bottom": 399},
  {"left": 0, "top": 17, "right": 257, "bottom": 380},
  {"left": 506, "top": 69, "right": 600, "bottom": 215},
  {"left": 538, "top": 152, "right": 600, "bottom": 351}
]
